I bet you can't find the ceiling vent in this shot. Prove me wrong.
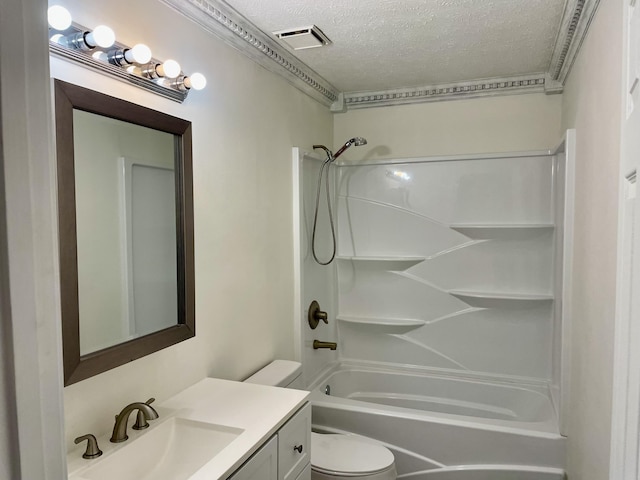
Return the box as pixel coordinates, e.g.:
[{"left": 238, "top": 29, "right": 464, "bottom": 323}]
[{"left": 273, "top": 25, "right": 331, "bottom": 50}]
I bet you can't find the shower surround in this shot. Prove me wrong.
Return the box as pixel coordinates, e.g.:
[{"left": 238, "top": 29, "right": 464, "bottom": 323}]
[
  {"left": 293, "top": 134, "right": 574, "bottom": 478},
  {"left": 335, "top": 154, "right": 556, "bottom": 382}
]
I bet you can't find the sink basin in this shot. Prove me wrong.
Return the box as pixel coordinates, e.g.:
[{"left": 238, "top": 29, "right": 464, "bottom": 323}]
[{"left": 71, "top": 417, "right": 243, "bottom": 480}]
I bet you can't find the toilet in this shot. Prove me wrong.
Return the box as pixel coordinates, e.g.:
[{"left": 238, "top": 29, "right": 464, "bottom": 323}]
[{"left": 244, "top": 360, "right": 397, "bottom": 480}]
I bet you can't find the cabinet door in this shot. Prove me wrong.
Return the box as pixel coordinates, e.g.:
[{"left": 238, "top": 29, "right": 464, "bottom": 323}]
[
  {"left": 228, "top": 435, "right": 277, "bottom": 480},
  {"left": 294, "top": 463, "right": 311, "bottom": 480},
  {"left": 278, "top": 403, "right": 311, "bottom": 480}
]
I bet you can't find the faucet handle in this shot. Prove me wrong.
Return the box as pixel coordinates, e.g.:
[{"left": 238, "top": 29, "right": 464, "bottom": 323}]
[
  {"left": 133, "top": 398, "right": 156, "bottom": 430},
  {"left": 74, "top": 434, "right": 103, "bottom": 459},
  {"left": 308, "top": 300, "right": 329, "bottom": 329}
]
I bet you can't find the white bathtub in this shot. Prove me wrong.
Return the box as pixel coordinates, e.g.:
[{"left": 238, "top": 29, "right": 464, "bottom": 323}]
[{"left": 308, "top": 362, "right": 565, "bottom": 479}]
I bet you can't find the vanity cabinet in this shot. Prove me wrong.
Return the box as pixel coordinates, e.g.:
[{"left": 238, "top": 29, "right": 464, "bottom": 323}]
[
  {"left": 227, "top": 436, "right": 277, "bottom": 480},
  {"left": 278, "top": 401, "right": 311, "bottom": 480},
  {"left": 66, "top": 379, "right": 310, "bottom": 480},
  {"left": 228, "top": 403, "right": 311, "bottom": 480}
]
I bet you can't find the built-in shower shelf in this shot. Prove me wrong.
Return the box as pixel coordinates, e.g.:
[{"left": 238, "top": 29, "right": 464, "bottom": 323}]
[
  {"left": 336, "top": 256, "right": 425, "bottom": 269},
  {"left": 450, "top": 224, "right": 554, "bottom": 239},
  {"left": 337, "top": 315, "right": 426, "bottom": 333},
  {"left": 449, "top": 290, "right": 554, "bottom": 308}
]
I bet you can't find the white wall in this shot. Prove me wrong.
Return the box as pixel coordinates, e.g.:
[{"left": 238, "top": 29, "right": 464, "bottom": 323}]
[
  {"left": 0, "top": 299, "right": 18, "bottom": 480},
  {"left": 334, "top": 93, "right": 563, "bottom": 161},
  {"left": 0, "top": 55, "right": 17, "bottom": 480},
  {"left": 53, "top": 0, "right": 332, "bottom": 451},
  {"left": 560, "top": 1, "right": 623, "bottom": 479},
  {"left": 1, "top": 0, "right": 67, "bottom": 477}
]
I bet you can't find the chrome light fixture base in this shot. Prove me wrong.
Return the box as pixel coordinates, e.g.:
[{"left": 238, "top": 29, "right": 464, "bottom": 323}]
[{"left": 49, "top": 23, "right": 189, "bottom": 103}]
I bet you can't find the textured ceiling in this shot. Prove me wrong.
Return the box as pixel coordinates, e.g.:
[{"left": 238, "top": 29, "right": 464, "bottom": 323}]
[{"left": 224, "top": 0, "right": 566, "bottom": 93}]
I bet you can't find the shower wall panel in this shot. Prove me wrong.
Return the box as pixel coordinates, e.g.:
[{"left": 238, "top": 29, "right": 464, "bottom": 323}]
[
  {"left": 335, "top": 155, "right": 556, "bottom": 382},
  {"left": 297, "top": 152, "right": 339, "bottom": 385}
]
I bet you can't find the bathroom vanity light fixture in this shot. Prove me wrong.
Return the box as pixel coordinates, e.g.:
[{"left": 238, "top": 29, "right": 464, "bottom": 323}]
[{"left": 47, "top": 5, "right": 206, "bottom": 103}]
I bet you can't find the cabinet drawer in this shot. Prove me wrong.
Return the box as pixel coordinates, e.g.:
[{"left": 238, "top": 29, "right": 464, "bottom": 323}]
[
  {"left": 278, "top": 402, "right": 311, "bottom": 480},
  {"left": 228, "top": 435, "right": 277, "bottom": 480}
]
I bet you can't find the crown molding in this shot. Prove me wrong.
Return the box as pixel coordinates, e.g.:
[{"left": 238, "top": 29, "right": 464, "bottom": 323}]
[
  {"left": 163, "top": 0, "right": 600, "bottom": 111},
  {"left": 340, "top": 74, "right": 549, "bottom": 110},
  {"left": 548, "top": 0, "right": 601, "bottom": 84},
  {"left": 160, "top": 0, "right": 339, "bottom": 107}
]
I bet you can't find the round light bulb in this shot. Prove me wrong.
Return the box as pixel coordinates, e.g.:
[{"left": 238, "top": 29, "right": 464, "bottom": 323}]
[
  {"left": 185, "top": 73, "right": 207, "bottom": 90},
  {"left": 49, "top": 33, "right": 64, "bottom": 44},
  {"left": 91, "top": 51, "right": 108, "bottom": 62},
  {"left": 48, "top": 5, "right": 72, "bottom": 31},
  {"left": 126, "top": 65, "right": 142, "bottom": 75},
  {"left": 85, "top": 25, "right": 115, "bottom": 48},
  {"left": 124, "top": 44, "right": 152, "bottom": 64},
  {"left": 158, "top": 59, "right": 181, "bottom": 78}
]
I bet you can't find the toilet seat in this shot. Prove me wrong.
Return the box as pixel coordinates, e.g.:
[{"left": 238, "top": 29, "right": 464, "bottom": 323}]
[{"left": 311, "top": 433, "right": 395, "bottom": 477}]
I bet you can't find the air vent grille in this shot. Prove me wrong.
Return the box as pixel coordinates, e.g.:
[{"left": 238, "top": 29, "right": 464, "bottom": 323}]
[{"left": 273, "top": 25, "right": 331, "bottom": 50}]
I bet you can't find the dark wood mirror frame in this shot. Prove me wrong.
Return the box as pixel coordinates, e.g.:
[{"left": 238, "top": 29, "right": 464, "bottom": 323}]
[{"left": 54, "top": 79, "right": 195, "bottom": 386}]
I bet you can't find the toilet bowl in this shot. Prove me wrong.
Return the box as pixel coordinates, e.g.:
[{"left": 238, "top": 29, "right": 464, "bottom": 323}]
[
  {"left": 311, "top": 433, "right": 396, "bottom": 480},
  {"left": 244, "top": 360, "right": 397, "bottom": 480}
]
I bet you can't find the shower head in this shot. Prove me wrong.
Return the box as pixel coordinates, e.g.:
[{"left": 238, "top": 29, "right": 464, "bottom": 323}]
[
  {"left": 333, "top": 137, "right": 368, "bottom": 160},
  {"left": 313, "top": 137, "right": 368, "bottom": 162}
]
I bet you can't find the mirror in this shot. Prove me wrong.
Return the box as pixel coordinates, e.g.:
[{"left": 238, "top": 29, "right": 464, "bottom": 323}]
[{"left": 55, "top": 79, "right": 194, "bottom": 386}]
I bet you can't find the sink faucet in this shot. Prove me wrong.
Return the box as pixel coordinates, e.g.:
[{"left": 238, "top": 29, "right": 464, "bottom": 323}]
[{"left": 110, "top": 401, "right": 159, "bottom": 443}]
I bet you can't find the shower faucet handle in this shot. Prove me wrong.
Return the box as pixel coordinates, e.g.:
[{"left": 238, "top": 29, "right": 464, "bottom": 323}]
[{"left": 308, "top": 300, "right": 329, "bottom": 329}]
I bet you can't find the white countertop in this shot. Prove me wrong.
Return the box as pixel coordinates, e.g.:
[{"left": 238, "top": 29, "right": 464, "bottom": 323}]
[{"left": 67, "top": 378, "right": 309, "bottom": 480}]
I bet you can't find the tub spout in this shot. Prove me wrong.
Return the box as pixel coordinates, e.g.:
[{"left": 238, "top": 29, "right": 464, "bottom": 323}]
[{"left": 313, "top": 340, "right": 337, "bottom": 350}]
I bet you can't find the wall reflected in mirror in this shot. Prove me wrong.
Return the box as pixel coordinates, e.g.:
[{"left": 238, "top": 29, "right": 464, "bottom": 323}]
[{"left": 73, "top": 111, "right": 178, "bottom": 355}]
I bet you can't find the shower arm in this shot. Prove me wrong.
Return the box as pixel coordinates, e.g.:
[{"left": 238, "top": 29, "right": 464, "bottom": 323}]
[{"left": 313, "top": 144, "right": 334, "bottom": 162}]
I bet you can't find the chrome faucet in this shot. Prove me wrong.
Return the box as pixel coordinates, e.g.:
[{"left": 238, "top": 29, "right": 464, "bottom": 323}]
[
  {"left": 313, "top": 340, "right": 337, "bottom": 350},
  {"left": 110, "top": 401, "right": 159, "bottom": 443}
]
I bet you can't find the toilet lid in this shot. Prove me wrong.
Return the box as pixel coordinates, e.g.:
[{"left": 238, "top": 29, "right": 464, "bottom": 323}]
[{"left": 311, "top": 434, "right": 395, "bottom": 475}]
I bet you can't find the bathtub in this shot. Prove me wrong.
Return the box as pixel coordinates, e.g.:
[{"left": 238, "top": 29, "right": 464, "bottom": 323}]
[{"left": 308, "top": 362, "right": 565, "bottom": 480}]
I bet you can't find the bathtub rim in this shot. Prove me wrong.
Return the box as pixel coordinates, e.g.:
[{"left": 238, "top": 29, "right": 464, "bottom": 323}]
[
  {"left": 308, "top": 359, "right": 555, "bottom": 392},
  {"left": 307, "top": 360, "right": 562, "bottom": 439}
]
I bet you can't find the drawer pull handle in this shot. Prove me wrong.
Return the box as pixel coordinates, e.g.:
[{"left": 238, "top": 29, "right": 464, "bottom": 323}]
[{"left": 293, "top": 444, "right": 303, "bottom": 454}]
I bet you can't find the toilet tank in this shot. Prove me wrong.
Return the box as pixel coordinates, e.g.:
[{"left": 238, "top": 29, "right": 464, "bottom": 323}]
[{"left": 244, "top": 360, "right": 304, "bottom": 389}]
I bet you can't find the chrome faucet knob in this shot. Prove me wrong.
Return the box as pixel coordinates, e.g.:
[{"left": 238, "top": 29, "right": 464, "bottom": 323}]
[{"left": 74, "top": 434, "right": 103, "bottom": 459}]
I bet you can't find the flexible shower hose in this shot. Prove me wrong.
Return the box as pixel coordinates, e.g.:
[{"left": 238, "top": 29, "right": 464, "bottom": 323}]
[{"left": 311, "top": 155, "right": 336, "bottom": 265}]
